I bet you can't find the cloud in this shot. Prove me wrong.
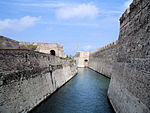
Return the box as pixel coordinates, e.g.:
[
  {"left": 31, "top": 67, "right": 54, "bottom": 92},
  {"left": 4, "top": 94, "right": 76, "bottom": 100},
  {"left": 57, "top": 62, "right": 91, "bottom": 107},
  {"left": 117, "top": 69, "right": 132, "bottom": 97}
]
[
  {"left": 56, "top": 3, "right": 99, "bottom": 19},
  {"left": 124, "top": 0, "right": 133, "bottom": 8},
  {"left": 19, "top": 2, "right": 66, "bottom": 8},
  {"left": 0, "top": 16, "right": 41, "bottom": 33}
]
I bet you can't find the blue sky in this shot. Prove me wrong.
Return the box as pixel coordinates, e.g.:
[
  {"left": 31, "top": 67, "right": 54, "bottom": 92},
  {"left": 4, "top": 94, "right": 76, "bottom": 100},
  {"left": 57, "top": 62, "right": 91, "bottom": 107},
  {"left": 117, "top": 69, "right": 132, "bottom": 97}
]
[{"left": 0, "top": 0, "right": 132, "bottom": 55}]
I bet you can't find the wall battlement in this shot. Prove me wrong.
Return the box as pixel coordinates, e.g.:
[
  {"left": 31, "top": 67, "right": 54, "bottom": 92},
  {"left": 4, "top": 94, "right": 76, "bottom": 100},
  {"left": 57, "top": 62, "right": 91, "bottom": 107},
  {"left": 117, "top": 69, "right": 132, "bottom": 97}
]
[
  {"left": 120, "top": 0, "right": 149, "bottom": 28},
  {"left": 91, "top": 40, "right": 118, "bottom": 54},
  {"left": 89, "top": 0, "right": 150, "bottom": 112},
  {"left": 120, "top": 0, "right": 141, "bottom": 23}
]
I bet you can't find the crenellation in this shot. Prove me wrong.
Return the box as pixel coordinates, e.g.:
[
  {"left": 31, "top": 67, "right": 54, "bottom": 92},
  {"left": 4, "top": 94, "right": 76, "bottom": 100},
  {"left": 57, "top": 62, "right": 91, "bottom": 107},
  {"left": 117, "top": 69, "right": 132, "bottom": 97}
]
[
  {"left": 91, "top": 40, "right": 118, "bottom": 54},
  {"left": 88, "top": 0, "right": 150, "bottom": 112},
  {"left": 0, "top": 0, "right": 150, "bottom": 112}
]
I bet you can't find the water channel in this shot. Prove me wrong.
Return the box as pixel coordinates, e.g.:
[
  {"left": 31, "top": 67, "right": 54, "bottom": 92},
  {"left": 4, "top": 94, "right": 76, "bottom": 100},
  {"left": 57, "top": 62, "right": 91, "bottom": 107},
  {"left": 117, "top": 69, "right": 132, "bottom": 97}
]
[{"left": 30, "top": 68, "right": 115, "bottom": 113}]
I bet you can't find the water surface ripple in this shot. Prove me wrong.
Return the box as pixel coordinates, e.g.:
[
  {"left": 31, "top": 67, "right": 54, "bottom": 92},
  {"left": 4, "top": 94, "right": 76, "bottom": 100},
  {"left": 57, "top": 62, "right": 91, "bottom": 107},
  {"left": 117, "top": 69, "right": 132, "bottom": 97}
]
[{"left": 31, "top": 68, "right": 115, "bottom": 113}]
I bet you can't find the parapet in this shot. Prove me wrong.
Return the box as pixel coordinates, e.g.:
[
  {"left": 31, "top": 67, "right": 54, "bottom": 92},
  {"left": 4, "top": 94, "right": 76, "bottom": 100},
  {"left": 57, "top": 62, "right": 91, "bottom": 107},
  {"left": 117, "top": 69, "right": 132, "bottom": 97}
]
[
  {"left": 92, "top": 40, "right": 118, "bottom": 54},
  {"left": 120, "top": 0, "right": 149, "bottom": 28}
]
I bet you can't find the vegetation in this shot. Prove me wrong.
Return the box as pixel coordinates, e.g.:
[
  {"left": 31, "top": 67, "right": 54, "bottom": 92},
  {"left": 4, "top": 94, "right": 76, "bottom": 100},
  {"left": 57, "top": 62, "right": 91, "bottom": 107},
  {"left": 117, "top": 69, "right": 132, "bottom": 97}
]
[{"left": 19, "top": 44, "right": 37, "bottom": 51}]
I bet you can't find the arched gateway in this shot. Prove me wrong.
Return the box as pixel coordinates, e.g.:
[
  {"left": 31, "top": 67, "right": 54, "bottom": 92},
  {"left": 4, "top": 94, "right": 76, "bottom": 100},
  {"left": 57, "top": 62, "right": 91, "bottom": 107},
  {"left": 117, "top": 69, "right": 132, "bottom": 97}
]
[{"left": 50, "top": 50, "right": 56, "bottom": 56}]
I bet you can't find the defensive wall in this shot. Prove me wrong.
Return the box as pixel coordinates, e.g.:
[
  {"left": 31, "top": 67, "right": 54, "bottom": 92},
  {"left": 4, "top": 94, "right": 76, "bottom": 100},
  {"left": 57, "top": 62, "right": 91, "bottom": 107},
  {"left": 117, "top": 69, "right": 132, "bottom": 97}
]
[
  {"left": 108, "top": 0, "right": 150, "bottom": 112},
  {"left": 74, "top": 52, "right": 90, "bottom": 68},
  {"left": 0, "top": 49, "right": 77, "bottom": 113},
  {"left": 88, "top": 0, "right": 150, "bottom": 112},
  {"left": 19, "top": 42, "right": 66, "bottom": 58},
  {"left": 0, "top": 36, "right": 19, "bottom": 49},
  {"left": 88, "top": 41, "right": 117, "bottom": 78}
]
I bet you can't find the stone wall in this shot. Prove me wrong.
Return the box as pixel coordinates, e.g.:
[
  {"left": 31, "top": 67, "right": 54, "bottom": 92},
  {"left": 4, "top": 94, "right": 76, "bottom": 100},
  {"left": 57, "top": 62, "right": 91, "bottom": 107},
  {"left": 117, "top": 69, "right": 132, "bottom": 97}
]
[
  {"left": 108, "top": 0, "right": 150, "bottom": 113},
  {"left": 19, "top": 42, "right": 66, "bottom": 58},
  {"left": 0, "top": 49, "right": 77, "bottom": 113},
  {"left": 32, "top": 43, "right": 65, "bottom": 58},
  {"left": 0, "top": 36, "right": 19, "bottom": 49},
  {"left": 74, "top": 52, "right": 89, "bottom": 68},
  {"left": 88, "top": 41, "right": 117, "bottom": 78}
]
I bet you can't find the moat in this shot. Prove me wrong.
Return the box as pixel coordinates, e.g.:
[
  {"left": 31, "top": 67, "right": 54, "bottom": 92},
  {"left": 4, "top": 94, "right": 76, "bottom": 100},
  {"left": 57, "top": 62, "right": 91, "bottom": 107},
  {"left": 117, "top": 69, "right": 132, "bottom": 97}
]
[{"left": 30, "top": 68, "right": 114, "bottom": 113}]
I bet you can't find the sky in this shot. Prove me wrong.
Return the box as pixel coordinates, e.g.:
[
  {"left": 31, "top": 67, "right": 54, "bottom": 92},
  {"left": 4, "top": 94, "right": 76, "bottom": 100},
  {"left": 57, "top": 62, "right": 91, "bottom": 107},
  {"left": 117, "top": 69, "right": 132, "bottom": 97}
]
[{"left": 0, "top": 0, "right": 132, "bottom": 55}]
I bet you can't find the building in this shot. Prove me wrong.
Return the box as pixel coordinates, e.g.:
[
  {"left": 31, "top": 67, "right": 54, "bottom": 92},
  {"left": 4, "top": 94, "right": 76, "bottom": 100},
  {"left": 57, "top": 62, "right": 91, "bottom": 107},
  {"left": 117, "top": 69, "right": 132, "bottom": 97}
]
[
  {"left": 74, "top": 51, "right": 89, "bottom": 67},
  {"left": 32, "top": 43, "right": 65, "bottom": 58}
]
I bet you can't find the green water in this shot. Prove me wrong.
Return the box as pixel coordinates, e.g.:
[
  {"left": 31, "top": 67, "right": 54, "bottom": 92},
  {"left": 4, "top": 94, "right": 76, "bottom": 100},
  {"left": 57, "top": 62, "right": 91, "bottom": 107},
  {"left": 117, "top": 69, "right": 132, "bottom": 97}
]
[{"left": 30, "top": 68, "right": 115, "bottom": 113}]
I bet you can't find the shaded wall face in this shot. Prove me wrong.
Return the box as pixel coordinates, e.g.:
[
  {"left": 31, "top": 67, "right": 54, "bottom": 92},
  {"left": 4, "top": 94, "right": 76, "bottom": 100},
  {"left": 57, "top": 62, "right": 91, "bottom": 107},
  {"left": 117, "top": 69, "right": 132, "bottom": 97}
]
[{"left": 108, "top": 0, "right": 150, "bottom": 113}]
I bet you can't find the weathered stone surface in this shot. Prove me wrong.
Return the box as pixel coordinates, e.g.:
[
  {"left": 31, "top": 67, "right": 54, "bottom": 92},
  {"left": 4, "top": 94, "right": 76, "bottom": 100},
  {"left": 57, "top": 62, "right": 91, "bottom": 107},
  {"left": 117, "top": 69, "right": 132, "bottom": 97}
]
[
  {"left": 88, "top": 42, "right": 117, "bottom": 78},
  {"left": 108, "top": 0, "right": 150, "bottom": 113},
  {"left": 88, "top": 0, "right": 150, "bottom": 112},
  {"left": 0, "top": 49, "right": 77, "bottom": 113},
  {"left": 0, "top": 36, "right": 19, "bottom": 49},
  {"left": 19, "top": 42, "right": 66, "bottom": 58},
  {"left": 74, "top": 52, "right": 89, "bottom": 68}
]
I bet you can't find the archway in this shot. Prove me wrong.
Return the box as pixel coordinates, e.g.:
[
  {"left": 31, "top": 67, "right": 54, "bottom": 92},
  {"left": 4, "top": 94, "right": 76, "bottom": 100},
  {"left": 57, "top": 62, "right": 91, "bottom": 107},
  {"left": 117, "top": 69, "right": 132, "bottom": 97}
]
[
  {"left": 84, "top": 59, "right": 88, "bottom": 67},
  {"left": 50, "top": 50, "right": 56, "bottom": 56},
  {"left": 84, "top": 59, "right": 88, "bottom": 62}
]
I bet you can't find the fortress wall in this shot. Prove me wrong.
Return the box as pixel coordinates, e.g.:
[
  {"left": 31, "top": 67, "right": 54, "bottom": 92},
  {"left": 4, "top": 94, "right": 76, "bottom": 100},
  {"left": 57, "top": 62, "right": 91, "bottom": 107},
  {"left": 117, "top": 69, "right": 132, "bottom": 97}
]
[
  {"left": 32, "top": 43, "right": 59, "bottom": 56},
  {"left": 88, "top": 42, "right": 117, "bottom": 78},
  {"left": 0, "top": 36, "right": 19, "bottom": 49},
  {"left": 0, "top": 49, "right": 77, "bottom": 113},
  {"left": 32, "top": 43, "right": 66, "bottom": 58},
  {"left": 108, "top": 0, "right": 150, "bottom": 113},
  {"left": 77, "top": 52, "right": 89, "bottom": 68}
]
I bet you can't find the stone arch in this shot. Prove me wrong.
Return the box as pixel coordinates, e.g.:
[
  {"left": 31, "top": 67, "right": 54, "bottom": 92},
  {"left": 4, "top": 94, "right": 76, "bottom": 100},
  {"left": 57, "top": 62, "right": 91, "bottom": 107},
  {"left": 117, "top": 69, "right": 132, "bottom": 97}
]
[
  {"left": 84, "top": 59, "right": 88, "bottom": 67},
  {"left": 50, "top": 50, "right": 56, "bottom": 56},
  {"left": 84, "top": 59, "right": 88, "bottom": 62}
]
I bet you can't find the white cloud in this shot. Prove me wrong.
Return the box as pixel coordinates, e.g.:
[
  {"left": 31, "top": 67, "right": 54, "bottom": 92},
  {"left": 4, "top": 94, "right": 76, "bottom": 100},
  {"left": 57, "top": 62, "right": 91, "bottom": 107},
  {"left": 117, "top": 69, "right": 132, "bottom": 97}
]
[
  {"left": 56, "top": 3, "right": 99, "bottom": 19},
  {"left": 19, "top": 2, "right": 66, "bottom": 8},
  {"left": 124, "top": 0, "right": 133, "bottom": 8},
  {"left": 0, "top": 16, "right": 41, "bottom": 33}
]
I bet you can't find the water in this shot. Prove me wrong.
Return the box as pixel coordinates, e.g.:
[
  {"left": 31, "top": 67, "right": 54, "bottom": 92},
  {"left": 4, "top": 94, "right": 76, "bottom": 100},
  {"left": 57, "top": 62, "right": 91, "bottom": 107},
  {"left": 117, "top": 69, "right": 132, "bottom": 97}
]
[{"left": 30, "top": 68, "right": 115, "bottom": 113}]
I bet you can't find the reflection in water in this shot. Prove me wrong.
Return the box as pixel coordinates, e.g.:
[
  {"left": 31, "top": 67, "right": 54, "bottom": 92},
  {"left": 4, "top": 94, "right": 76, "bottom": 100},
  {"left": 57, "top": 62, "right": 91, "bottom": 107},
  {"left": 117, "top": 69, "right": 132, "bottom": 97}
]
[{"left": 30, "top": 68, "right": 115, "bottom": 113}]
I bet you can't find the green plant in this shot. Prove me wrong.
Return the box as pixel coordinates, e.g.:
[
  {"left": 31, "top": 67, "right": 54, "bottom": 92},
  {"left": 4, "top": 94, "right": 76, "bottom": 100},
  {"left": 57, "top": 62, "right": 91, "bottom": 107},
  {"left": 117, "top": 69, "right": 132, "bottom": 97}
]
[{"left": 19, "top": 45, "right": 37, "bottom": 51}]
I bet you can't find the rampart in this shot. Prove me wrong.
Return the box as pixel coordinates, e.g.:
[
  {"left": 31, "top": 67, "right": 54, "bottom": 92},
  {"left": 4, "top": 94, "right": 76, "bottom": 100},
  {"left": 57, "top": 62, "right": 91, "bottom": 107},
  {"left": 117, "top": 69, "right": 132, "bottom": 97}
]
[
  {"left": 88, "top": 41, "right": 117, "bottom": 78},
  {"left": 0, "top": 49, "right": 77, "bottom": 113},
  {"left": 0, "top": 36, "right": 19, "bottom": 49},
  {"left": 108, "top": 0, "right": 150, "bottom": 112},
  {"left": 74, "top": 52, "right": 90, "bottom": 68},
  {"left": 19, "top": 42, "right": 66, "bottom": 58},
  {"left": 88, "top": 0, "right": 150, "bottom": 112}
]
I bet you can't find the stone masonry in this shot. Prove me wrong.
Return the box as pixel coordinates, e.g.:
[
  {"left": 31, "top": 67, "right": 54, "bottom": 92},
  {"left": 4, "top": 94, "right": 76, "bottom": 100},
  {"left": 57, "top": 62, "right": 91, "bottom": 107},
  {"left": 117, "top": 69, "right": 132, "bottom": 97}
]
[
  {"left": 88, "top": 41, "right": 117, "bottom": 78},
  {"left": 19, "top": 42, "right": 66, "bottom": 58},
  {"left": 87, "top": 0, "right": 150, "bottom": 112},
  {"left": 0, "top": 49, "right": 77, "bottom": 113},
  {"left": 0, "top": 36, "right": 19, "bottom": 49},
  {"left": 108, "top": 0, "right": 150, "bottom": 112},
  {"left": 74, "top": 51, "right": 89, "bottom": 68}
]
